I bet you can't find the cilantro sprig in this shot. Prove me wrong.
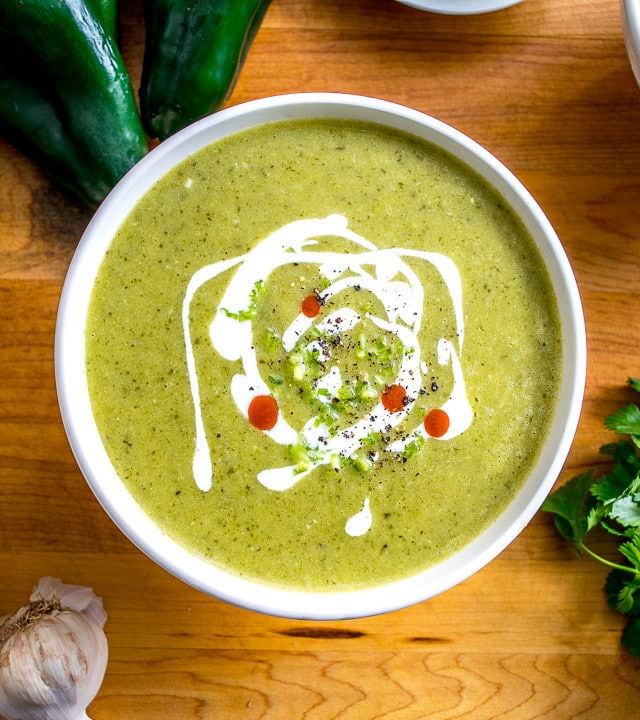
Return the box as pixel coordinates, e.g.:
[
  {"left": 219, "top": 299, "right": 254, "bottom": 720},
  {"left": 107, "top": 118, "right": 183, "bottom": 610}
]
[{"left": 542, "top": 377, "right": 640, "bottom": 656}]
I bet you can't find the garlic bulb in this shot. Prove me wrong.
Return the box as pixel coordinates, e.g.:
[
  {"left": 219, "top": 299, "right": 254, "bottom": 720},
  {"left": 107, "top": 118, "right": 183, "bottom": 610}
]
[{"left": 0, "top": 577, "right": 108, "bottom": 720}]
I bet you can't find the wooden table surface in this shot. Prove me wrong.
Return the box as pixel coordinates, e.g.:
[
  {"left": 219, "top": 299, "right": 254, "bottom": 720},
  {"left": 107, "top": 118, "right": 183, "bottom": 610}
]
[{"left": 2, "top": 0, "right": 640, "bottom": 717}]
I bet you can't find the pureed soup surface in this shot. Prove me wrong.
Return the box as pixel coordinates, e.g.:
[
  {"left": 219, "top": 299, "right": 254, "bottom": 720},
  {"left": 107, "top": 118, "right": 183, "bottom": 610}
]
[{"left": 86, "top": 118, "right": 561, "bottom": 591}]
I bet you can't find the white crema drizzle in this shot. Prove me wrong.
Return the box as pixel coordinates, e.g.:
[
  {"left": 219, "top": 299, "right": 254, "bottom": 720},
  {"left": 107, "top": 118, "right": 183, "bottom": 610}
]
[{"left": 182, "top": 214, "right": 473, "bottom": 536}]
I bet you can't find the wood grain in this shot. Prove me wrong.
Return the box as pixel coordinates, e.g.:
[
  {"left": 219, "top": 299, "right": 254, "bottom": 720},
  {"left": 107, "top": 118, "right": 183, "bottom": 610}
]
[{"left": 2, "top": 0, "right": 640, "bottom": 717}]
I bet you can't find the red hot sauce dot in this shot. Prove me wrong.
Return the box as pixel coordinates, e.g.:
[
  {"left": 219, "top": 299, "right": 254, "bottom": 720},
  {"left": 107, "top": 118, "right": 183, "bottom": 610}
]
[
  {"left": 381, "top": 384, "right": 407, "bottom": 413},
  {"left": 301, "top": 294, "right": 322, "bottom": 318},
  {"left": 248, "top": 395, "right": 279, "bottom": 431},
  {"left": 424, "top": 408, "right": 450, "bottom": 438}
]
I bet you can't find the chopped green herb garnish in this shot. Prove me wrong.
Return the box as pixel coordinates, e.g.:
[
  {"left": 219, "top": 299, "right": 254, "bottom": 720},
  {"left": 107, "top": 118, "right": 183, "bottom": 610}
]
[
  {"left": 542, "top": 377, "right": 640, "bottom": 656},
  {"left": 401, "top": 433, "right": 425, "bottom": 460},
  {"left": 360, "top": 431, "right": 383, "bottom": 449},
  {"left": 264, "top": 328, "right": 281, "bottom": 351},
  {"left": 220, "top": 279, "right": 265, "bottom": 321},
  {"left": 289, "top": 353, "right": 307, "bottom": 381},
  {"left": 287, "top": 435, "right": 326, "bottom": 474},
  {"left": 342, "top": 452, "right": 373, "bottom": 473},
  {"left": 355, "top": 334, "right": 406, "bottom": 371}
]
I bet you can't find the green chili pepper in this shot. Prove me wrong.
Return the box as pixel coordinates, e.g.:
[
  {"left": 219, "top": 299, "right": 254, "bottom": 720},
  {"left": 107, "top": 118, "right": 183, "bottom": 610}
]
[
  {"left": 0, "top": 0, "right": 148, "bottom": 208},
  {"left": 140, "top": 0, "right": 272, "bottom": 140},
  {"left": 93, "top": 0, "right": 119, "bottom": 40}
]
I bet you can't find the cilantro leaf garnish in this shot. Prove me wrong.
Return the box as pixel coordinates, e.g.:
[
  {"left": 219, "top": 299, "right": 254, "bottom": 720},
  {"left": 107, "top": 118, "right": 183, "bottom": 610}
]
[
  {"left": 605, "top": 404, "right": 640, "bottom": 448},
  {"left": 542, "top": 470, "right": 599, "bottom": 547},
  {"left": 542, "top": 376, "right": 640, "bottom": 656}
]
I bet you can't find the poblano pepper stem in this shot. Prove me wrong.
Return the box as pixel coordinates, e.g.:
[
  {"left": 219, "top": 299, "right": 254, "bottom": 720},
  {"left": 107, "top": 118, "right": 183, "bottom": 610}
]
[
  {"left": 140, "top": 0, "right": 272, "bottom": 140},
  {"left": 0, "top": 0, "right": 147, "bottom": 208}
]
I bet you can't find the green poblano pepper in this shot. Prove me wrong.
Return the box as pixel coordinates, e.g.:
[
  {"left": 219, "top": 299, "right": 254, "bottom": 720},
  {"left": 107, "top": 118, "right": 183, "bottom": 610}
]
[
  {"left": 0, "top": 0, "right": 148, "bottom": 208},
  {"left": 140, "top": 0, "right": 273, "bottom": 140},
  {"left": 93, "top": 0, "right": 120, "bottom": 41}
]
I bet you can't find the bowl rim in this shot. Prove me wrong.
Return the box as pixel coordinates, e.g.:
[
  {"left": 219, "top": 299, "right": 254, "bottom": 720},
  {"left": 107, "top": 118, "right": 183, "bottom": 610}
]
[
  {"left": 622, "top": 0, "right": 640, "bottom": 85},
  {"left": 393, "top": 0, "right": 524, "bottom": 14},
  {"left": 55, "top": 92, "right": 587, "bottom": 620}
]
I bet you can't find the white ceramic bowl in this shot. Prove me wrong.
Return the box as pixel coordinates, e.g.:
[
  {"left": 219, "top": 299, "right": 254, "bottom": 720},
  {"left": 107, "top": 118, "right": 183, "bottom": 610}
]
[
  {"left": 55, "top": 93, "right": 586, "bottom": 620},
  {"left": 394, "top": 0, "right": 524, "bottom": 14},
  {"left": 622, "top": 0, "right": 640, "bottom": 87}
]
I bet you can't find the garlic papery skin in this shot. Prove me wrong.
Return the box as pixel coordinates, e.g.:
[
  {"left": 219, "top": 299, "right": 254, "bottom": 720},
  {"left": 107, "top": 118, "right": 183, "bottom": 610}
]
[{"left": 0, "top": 578, "right": 108, "bottom": 720}]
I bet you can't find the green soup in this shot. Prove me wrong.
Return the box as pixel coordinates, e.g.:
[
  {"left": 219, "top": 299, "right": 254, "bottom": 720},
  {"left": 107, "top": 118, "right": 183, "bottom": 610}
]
[{"left": 86, "top": 118, "right": 561, "bottom": 591}]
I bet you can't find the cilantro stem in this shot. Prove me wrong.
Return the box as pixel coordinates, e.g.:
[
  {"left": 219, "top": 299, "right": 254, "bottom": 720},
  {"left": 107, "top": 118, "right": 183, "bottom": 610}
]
[{"left": 579, "top": 543, "right": 640, "bottom": 577}]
